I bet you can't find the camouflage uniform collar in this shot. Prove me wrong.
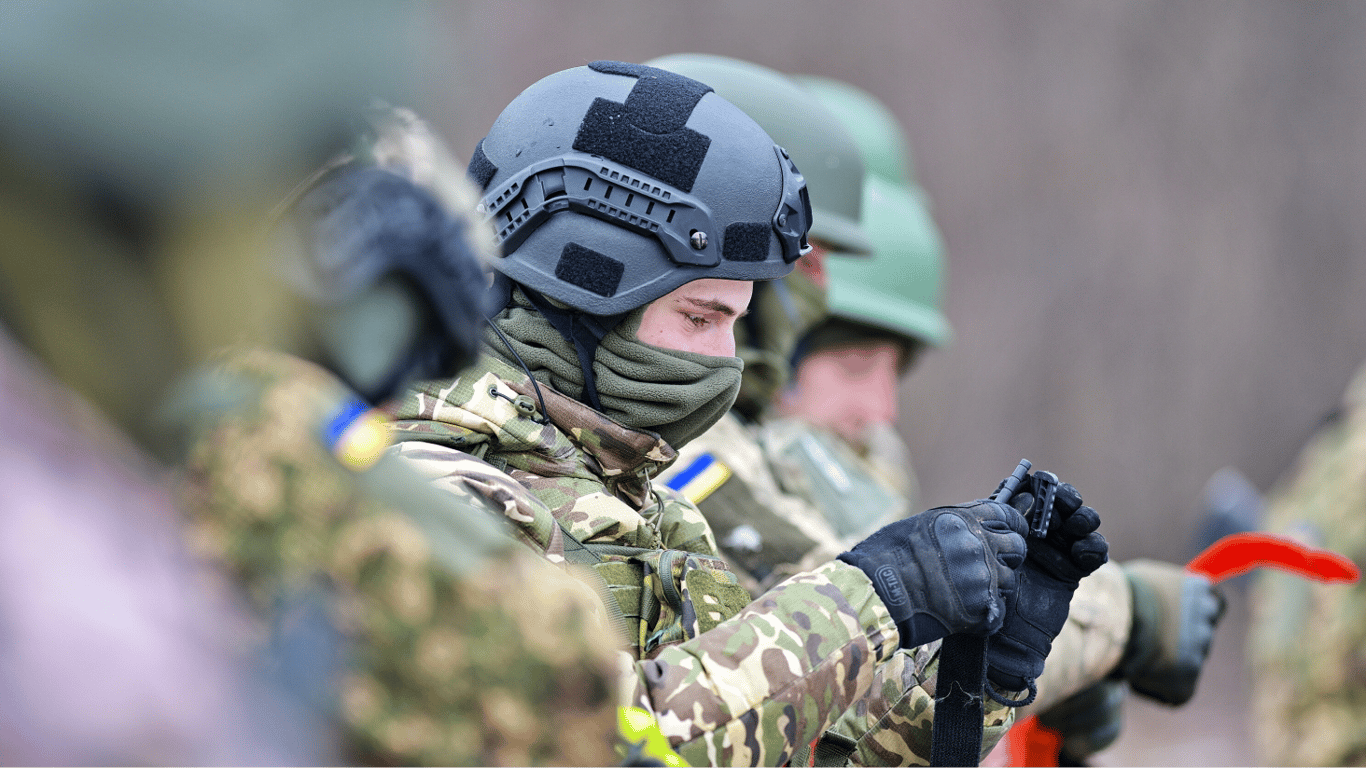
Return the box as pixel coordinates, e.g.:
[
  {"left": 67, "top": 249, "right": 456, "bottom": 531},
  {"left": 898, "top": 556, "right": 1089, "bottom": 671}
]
[{"left": 391, "top": 354, "right": 678, "bottom": 506}]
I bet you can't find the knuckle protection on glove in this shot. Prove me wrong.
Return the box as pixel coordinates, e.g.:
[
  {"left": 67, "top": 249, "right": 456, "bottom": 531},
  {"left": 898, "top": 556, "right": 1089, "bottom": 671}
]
[
  {"left": 933, "top": 512, "right": 1000, "bottom": 623},
  {"left": 838, "top": 503, "right": 1013, "bottom": 649},
  {"left": 1054, "top": 482, "right": 1083, "bottom": 513},
  {"left": 1062, "top": 505, "right": 1102, "bottom": 537}
]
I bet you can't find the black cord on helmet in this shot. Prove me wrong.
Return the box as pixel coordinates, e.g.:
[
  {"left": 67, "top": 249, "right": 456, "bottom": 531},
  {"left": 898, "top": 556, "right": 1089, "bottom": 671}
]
[{"left": 487, "top": 319, "right": 551, "bottom": 426}]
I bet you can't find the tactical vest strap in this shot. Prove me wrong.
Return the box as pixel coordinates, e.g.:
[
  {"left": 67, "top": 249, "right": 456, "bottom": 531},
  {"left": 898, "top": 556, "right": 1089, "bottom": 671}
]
[
  {"left": 813, "top": 731, "right": 858, "bottom": 766},
  {"left": 559, "top": 522, "right": 605, "bottom": 564},
  {"left": 554, "top": 519, "right": 749, "bottom": 657}
]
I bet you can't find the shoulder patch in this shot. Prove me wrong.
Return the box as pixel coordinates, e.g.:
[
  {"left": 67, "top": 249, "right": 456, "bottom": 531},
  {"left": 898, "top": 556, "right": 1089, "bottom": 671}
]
[{"left": 665, "top": 452, "right": 732, "bottom": 505}]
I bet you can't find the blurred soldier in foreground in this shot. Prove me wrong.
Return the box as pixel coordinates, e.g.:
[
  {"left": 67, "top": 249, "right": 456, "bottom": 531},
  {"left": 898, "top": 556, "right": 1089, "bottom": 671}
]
[
  {"left": 387, "top": 58, "right": 1109, "bottom": 766},
  {"left": 0, "top": 2, "right": 411, "bottom": 762},
  {"left": 1249, "top": 362, "right": 1366, "bottom": 766},
  {"left": 170, "top": 106, "right": 624, "bottom": 765},
  {"left": 0, "top": 3, "right": 628, "bottom": 764}
]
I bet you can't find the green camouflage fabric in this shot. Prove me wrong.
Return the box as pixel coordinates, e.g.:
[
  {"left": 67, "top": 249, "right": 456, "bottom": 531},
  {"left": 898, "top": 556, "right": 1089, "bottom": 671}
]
[
  {"left": 760, "top": 418, "right": 914, "bottom": 541},
  {"left": 1249, "top": 361, "right": 1366, "bottom": 766},
  {"left": 659, "top": 412, "right": 850, "bottom": 595},
  {"left": 824, "top": 641, "right": 1009, "bottom": 766},
  {"left": 175, "top": 349, "right": 620, "bottom": 766},
  {"left": 387, "top": 352, "right": 1003, "bottom": 765}
]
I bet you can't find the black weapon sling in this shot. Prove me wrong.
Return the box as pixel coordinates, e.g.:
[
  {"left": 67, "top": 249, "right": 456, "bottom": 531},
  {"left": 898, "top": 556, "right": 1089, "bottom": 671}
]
[{"left": 929, "top": 460, "right": 1034, "bottom": 766}]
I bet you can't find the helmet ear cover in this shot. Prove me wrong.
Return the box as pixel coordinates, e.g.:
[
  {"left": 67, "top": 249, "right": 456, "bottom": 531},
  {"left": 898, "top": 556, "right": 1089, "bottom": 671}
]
[
  {"left": 471, "top": 61, "right": 809, "bottom": 316},
  {"left": 289, "top": 165, "right": 490, "bottom": 399}
]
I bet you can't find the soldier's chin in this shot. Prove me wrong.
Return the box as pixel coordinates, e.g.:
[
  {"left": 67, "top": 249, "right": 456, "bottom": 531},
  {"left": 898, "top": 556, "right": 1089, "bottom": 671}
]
[{"left": 850, "top": 420, "right": 902, "bottom": 458}]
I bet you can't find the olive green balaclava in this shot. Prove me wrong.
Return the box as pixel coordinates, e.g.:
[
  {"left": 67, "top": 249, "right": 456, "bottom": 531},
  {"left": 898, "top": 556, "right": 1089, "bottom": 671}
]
[{"left": 483, "top": 288, "right": 743, "bottom": 448}]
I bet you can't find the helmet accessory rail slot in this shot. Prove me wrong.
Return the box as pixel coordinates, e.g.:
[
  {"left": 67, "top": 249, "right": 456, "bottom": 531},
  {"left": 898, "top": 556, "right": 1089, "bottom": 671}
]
[{"left": 480, "top": 154, "right": 719, "bottom": 267}]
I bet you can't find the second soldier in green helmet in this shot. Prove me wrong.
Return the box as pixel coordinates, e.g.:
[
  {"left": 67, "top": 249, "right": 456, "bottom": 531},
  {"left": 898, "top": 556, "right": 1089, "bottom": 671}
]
[
  {"left": 797, "top": 75, "right": 1228, "bottom": 767},
  {"left": 748, "top": 73, "right": 1223, "bottom": 765}
]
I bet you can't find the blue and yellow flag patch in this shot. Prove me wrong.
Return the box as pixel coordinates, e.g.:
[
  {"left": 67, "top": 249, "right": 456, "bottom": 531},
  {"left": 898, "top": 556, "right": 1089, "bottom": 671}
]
[{"left": 665, "top": 453, "right": 732, "bottom": 505}]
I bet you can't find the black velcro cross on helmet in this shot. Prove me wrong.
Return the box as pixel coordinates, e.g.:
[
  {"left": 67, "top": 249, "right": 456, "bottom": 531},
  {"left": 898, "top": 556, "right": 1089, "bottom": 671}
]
[{"left": 470, "top": 60, "right": 812, "bottom": 316}]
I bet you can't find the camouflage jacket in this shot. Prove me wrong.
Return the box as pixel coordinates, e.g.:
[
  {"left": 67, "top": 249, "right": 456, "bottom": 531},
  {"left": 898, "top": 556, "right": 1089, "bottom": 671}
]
[
  {"left": 760, "top": 418, "right": 914, "bottom": 542},
  {"left": 1250, "top": 361, "right": 1366, "bottom": 766},
  {"left": 662, "top": 411, "right": 1131, "bottom": 764},
  {"left": 388, "top": 353, "right": 1022, "bottom": 765},
  {"left": 176, "top": 349, "right": 621, "bottom": 766}
]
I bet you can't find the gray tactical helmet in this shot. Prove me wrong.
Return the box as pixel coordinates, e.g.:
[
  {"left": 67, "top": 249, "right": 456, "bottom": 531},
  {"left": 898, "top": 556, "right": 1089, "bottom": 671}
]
[
  {"left": 646, "top": 54, "right": 872, "bottom": 257},
  {"left": 471, "top": 60, "right": 812, "bottom": 316}
]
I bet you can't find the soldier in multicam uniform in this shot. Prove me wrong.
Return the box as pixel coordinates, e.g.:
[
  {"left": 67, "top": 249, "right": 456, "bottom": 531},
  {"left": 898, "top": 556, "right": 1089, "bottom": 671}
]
[
  {"left": 1249, "top": 360, "right": 1366, "bottom": 766},
  {"left": 387, "top": 60, "right": 1111, "bottom": 766}
]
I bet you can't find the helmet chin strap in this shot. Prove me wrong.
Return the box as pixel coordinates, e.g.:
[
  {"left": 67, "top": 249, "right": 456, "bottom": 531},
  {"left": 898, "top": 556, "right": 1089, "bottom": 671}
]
[{"left": 518, "top": 285, "right": 627, "bottom": 412}]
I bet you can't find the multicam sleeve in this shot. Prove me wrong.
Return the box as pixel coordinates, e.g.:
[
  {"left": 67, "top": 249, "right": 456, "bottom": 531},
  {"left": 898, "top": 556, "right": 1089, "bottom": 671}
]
[
  {"left": 617, "top": 560, "right": 902, "bottom": 767},
  {"left": 387, "top": 441, "right": 571, "bottom": 562},
  {"left": 820, "top": 641, "right": 1017, "bottom": 766}
]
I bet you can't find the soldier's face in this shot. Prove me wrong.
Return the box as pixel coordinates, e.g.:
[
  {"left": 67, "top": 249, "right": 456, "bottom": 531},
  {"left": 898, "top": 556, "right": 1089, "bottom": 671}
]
[
  {"left": 637, "top": 278, "right": 754, "bottom": 358},
  {"left": 784, "top": 340, "right": 903, "bottom": 446}
]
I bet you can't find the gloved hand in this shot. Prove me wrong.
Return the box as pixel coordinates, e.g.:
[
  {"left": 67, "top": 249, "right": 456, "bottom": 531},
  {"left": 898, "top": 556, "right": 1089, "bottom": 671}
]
[
  {"left": 1117, "top": 558, "right": 1226, "bottom": 705},
  {"left": 1036, "top": 679, "right": 1127, "bottom": 762},
  {"left": 837, "top": 500, "right": 1029, "bottom": 648},
  {"left": 986, "top": 482, "right": 1109, "bottom": 694}
]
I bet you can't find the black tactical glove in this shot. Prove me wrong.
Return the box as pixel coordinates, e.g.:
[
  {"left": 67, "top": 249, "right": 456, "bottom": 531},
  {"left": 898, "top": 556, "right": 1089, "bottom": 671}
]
[
  {"left": 1117, "top": 559, "right": 1226, "bottom": 705},
  {"left": 838, "top": 500, "right": 1029, "bottom": 648},
  {"left": 1036, "top": 679, "right": 1127, "bottom": 762},
  {"left": 986, "top": 482, "right": 1109, "bottom": 694}
]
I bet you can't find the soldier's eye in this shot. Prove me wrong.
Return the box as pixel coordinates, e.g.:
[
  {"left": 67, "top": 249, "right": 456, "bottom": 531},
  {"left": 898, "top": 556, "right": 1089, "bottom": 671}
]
[{"left": 685, "top": 313, "right": 708, "bottom": 328}]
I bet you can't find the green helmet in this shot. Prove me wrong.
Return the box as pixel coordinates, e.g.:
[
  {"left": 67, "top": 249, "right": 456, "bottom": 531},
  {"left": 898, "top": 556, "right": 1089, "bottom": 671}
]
[
  {"left": 646, "top": 54, "right": 872, "bottom": 257},
  {"left": 826, "top": 175, "right": 952, "bottom": 347},
  {"left": 793, "top": 75, "right": 913, "bottom": 187}
]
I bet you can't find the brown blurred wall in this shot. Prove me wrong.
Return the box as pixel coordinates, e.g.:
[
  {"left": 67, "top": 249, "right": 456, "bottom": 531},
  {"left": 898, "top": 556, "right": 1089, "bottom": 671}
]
[{"left": 421, "top": 0, "right": 1366, "bottom": 564}]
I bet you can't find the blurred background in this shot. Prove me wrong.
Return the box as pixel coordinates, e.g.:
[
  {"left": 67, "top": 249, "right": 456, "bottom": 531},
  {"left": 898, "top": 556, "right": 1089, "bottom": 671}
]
[
  {"left": 418, "top": 2, "right": 1366, "bottom": 764},
  {"left": 4, "top": 1, "right": 1363, "bottom": 764}
]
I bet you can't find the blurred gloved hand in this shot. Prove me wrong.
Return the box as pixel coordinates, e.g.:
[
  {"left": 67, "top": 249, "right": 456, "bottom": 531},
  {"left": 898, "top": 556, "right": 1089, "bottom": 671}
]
[
  {"left": 1036, "top": 679, "right": 1127, "bottom": 763},
  {"left": 986, "top": 482, "right": 1110, "bottom": 693},
  {"left": 838, "top": 500, "right": 1029, "bottom": 648},
  {"left": 1117, "top": 558, "right": 1226, "bottom": 705}
]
